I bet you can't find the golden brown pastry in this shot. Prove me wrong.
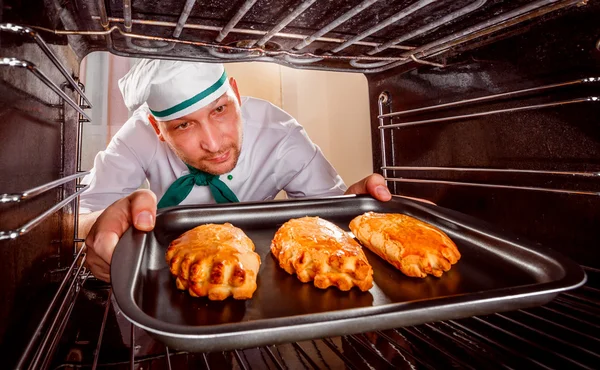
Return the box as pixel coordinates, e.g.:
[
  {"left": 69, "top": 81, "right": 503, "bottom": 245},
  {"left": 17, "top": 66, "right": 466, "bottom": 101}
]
[
  {"left": 349, "top": 212, "right": 460, "bottom": 278},
  {"left": 165, "top": 223, "right": 261, "bottom": 300},
  {"left": 270, "top": 217, "right": 373, "bottom": 291}
]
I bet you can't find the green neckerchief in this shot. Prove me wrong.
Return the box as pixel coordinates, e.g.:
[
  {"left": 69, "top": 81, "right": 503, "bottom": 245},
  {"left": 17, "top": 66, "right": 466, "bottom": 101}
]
[{"left": 157, "top": 164, "right": 239, "bottom": 209}]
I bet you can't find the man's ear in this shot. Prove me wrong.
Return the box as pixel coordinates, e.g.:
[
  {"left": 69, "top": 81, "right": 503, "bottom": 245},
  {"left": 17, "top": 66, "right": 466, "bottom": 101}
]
[
  {"left": 147, "top": 114, "right": 165, "bottom": 142},
  {"left": 229, "top": 77, "right": 242, "bottom": 105}
]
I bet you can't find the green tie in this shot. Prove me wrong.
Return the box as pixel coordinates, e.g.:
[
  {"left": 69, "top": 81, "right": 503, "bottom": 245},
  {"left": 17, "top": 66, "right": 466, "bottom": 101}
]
[{"left": 157, "top": 164, "right": 239, "bottom": 209}]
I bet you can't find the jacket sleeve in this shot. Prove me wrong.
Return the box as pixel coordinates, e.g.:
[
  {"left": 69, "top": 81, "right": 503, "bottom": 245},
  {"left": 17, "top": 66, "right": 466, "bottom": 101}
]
[
  {"left": 275, "top": 125, "right": 347, "bottom": 198},
  {"left": 79, "top": 114, "right": 157, "bottom": 213}
]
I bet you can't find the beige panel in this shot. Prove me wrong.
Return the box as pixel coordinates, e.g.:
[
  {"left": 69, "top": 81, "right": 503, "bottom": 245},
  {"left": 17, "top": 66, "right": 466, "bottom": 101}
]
[
  {"left": 281, "top": 67, "right": 332, "bottom": 157},
  {"left": 224, "top": 62, "right": 282, "bottom": 108},
  {"left": 325, "top": 72, "right": 372, "bottom": 185},
  {"left": 280, "top": 66, "right": 371, "bottom": 187}
]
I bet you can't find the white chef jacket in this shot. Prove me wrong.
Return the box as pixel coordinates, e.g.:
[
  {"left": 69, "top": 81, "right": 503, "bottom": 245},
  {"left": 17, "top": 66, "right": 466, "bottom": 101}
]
[{"left": 79, "top": 97, "right": 347, "bottom": 213}]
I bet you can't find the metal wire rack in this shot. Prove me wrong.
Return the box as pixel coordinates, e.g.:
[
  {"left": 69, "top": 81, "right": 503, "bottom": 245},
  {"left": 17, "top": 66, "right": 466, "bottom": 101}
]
[
  {"left": 1, "top": 22, "right": 93, "bottom": 368},
  {"left": 377, "top": 77, "right": 600, "bottom": 196},
  {"left": 28, "top": 0, "right": 589, "bottom": 73},
  {"left": 0, "top": 23, "right": 92, "bottom": 240},
  {"left": 48, "top": 265, "right": 600, "bottom": 369}
]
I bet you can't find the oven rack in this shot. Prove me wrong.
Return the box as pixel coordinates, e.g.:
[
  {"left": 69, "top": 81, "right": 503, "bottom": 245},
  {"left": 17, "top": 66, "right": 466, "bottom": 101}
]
[
  {"left": 16, "top": 246, "right": 91, "bottom": 370},
  {"left": 0, "top": 24, "right": 92, "bottom": 120},
  {"left": 0, "top": 58, "right": 91, "bottom": 121},
  {"left": 0, "top": 180, "right": 90, "bottom": 241},
  {"left": 48, "top": 265, "right": 600, "bottom": 369},
  {"left": 30, "top": 0, "right": 587, "bottom": 73},
  {"left": 377, "top": 77, "right": 600, "bottom": 197},
  {"left": 0, "top": 23, "right": 92, "bottom": 241},
  {"left": 1, "top": 23, "right": 93, "bottom": 368},
  {"left": 0, "top": 24, "right": 91, "bottom": 107}
]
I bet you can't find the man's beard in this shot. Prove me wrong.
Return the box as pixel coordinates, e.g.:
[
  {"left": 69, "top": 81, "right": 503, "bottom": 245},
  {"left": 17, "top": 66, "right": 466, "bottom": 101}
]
[
  {"left": 171, "top": 143, "right": 241, "bottom": 176},
  {"left": 193, "top": 145, "right": 241, "bottom": 175}
]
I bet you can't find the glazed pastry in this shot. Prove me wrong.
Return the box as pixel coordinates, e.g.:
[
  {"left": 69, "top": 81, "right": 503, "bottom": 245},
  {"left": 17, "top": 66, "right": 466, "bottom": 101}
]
[
  {"left": 271, "top": 216, "right": 373, "bottom": 291},
  {"left": 349, "top": 212, "right": 460, "bottom": 278},
  {"left": 166, "top": 223, "right": 261, "bottom": 300}
]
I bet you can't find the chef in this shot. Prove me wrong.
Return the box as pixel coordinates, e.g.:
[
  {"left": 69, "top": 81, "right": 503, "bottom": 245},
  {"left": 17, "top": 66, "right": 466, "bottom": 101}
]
[{"left": 79, "top": 59, "right": 392, "bottom": 281}]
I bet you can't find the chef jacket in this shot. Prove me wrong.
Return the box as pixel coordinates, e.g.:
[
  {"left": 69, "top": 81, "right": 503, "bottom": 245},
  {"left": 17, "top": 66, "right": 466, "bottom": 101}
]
[{"left": 79, "top": 97, "right": 347, "bottom": 213}]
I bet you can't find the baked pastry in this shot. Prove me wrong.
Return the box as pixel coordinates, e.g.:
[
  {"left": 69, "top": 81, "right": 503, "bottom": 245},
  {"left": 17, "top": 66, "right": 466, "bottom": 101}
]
[
  {"left": 165, "top": 223, "right": 261, "bottom": 300},
  {"left": 349, "top": 212, "right": 460, "bottom": 278},
  {"left": 270, "top": 216, "right": 373, "bottom": 291}
]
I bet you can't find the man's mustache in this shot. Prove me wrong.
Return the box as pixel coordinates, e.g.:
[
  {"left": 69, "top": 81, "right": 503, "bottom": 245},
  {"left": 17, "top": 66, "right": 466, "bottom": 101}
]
[{"left": 199, "top": 145, "right": 236, "bottom": 161}]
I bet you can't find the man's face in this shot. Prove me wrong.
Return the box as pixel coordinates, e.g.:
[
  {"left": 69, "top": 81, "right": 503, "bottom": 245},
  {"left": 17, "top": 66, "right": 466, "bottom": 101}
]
[{"left": 149, "top": 77, "right": 243, "bottom": 175}]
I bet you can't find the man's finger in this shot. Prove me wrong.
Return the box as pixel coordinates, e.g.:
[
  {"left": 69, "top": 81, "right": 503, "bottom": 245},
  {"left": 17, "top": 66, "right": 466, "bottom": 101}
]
[
  {"left": 91, "top": 231, "right": 120, "bottom": 264},
  {"left": 93, "top": 267, "right": 110, "bottom": 282},
  {"left": 90, "top": 267, "right": 110, "bottom": 282},
  {"left": 85, "top": 199, "right": 131, "bottom": 264},
  {"left": 344, "top": 176, "right": 368, "bottom": 195},
  {"left": 85, "top": 252, "right": 111, "bottom": 282},
  {"left": 346, "top": 174, "right": 392, "bottom": 201},
  {"left": 129, "top": 189, "right": 158, "bottom": 231},
  {"left": 364, "top": 174, "right": 392, "bottom": 201}
]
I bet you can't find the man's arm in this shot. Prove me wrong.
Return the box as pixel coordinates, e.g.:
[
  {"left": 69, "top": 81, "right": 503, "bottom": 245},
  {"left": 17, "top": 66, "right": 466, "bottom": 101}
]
[
  {"left": 273, "top": 127, "right": 393, "bottom": 202},
  {"left": 76, "top": 112, "right": 161, "bottom": 281},
  {"left": 79, "top": 111, "right": 157, "bottom": 215},
  {"left": 275, "top": 126, "right": 347, "bottom": 198},
  {"left": 80, "top": 190, "right": 157, "bottom": 282}
]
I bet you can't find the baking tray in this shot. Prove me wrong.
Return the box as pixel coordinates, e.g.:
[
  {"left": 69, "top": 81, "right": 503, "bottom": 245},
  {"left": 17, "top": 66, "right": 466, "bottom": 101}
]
[{"left": 111, "top": 195, "right": 586, "bottom": 352}]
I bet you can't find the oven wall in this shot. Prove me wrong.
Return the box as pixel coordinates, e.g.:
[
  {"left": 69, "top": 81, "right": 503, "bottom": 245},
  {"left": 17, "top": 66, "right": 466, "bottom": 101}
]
[
  {"left": 0, "top": 36, "right": 80, "bottom": 358},
  {"left": 367, "top": 3, "right": 600, "bottom": 268}
]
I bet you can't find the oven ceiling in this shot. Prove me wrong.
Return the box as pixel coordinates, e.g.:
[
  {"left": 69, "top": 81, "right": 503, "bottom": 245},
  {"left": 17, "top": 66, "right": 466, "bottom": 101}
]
[{"left": 3, "top": 0, "right": 588, "bottom": 73}]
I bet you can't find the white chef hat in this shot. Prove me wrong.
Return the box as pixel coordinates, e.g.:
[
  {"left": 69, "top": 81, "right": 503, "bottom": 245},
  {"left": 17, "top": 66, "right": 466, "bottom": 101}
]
[{"left": 118, "top": 59, "right": 230, "bottom": 121}]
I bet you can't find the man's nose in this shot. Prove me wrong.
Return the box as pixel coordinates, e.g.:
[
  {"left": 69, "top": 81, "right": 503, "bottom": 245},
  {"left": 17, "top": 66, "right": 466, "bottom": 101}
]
[{"left": 199, "top": 123, "right": 221, "bottom": 153}]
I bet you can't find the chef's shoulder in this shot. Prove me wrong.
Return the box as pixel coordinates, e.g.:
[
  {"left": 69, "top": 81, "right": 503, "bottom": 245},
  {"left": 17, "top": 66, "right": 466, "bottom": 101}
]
[
  {"left": 105, "top": 104, "right": 159, "bottom": 162},
  {"left": 240, "top": 96, "right": 316, "bottom": 161},
  {"left": 240, "top": 96, "right": 301, "bottom": 132}
]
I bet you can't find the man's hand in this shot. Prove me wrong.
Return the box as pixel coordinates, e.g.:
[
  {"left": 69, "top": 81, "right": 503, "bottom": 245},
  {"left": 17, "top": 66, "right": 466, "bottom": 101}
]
[
  {"left": 345, "top": 173, "right": 392, "bottom": 201},
  {"left": 345, "top": 173, "right": 437, "bottom": 205},
  {"left": 84, "top": 189, "right": 158, "bottom": 281}
]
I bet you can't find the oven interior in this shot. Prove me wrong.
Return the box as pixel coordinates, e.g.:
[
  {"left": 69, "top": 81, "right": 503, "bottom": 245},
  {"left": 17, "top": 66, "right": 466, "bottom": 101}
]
[{"left": 0, "top": 0, "right": 599, "bottom": 368}]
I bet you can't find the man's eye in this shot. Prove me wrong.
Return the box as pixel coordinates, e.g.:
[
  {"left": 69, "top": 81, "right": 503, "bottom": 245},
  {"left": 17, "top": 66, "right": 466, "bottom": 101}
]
[
  {"left": 176, "top": 122, "right": 189, "bottom": 129},
  {"left": 215, "top": 105, "right": 225, "bottom": 113}
]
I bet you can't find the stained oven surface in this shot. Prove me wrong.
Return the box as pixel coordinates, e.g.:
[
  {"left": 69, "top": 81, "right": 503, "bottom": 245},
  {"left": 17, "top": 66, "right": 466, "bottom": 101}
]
[{"left": 0, "top": 0, "right": 598, "bottom": 369}]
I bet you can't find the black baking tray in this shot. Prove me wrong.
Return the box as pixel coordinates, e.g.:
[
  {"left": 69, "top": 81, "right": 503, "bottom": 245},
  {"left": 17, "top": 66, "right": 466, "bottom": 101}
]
[{"left": 111, "top": 195, "right": 586, "bottom": 352}]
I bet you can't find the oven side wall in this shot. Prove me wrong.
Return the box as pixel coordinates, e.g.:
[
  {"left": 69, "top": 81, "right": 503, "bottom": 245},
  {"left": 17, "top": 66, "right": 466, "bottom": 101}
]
[
  {"left": 367, "top": 2, "right": 600, "bottom": 268},
  {"left": 0, "top": 37, "right": 80, "bottom": 361}
]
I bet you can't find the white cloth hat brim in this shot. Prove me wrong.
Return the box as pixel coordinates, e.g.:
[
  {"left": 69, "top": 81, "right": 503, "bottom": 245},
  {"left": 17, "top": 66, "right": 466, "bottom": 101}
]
[{"left": 118, "top": 59, "right": 229, "bottom": 121}]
